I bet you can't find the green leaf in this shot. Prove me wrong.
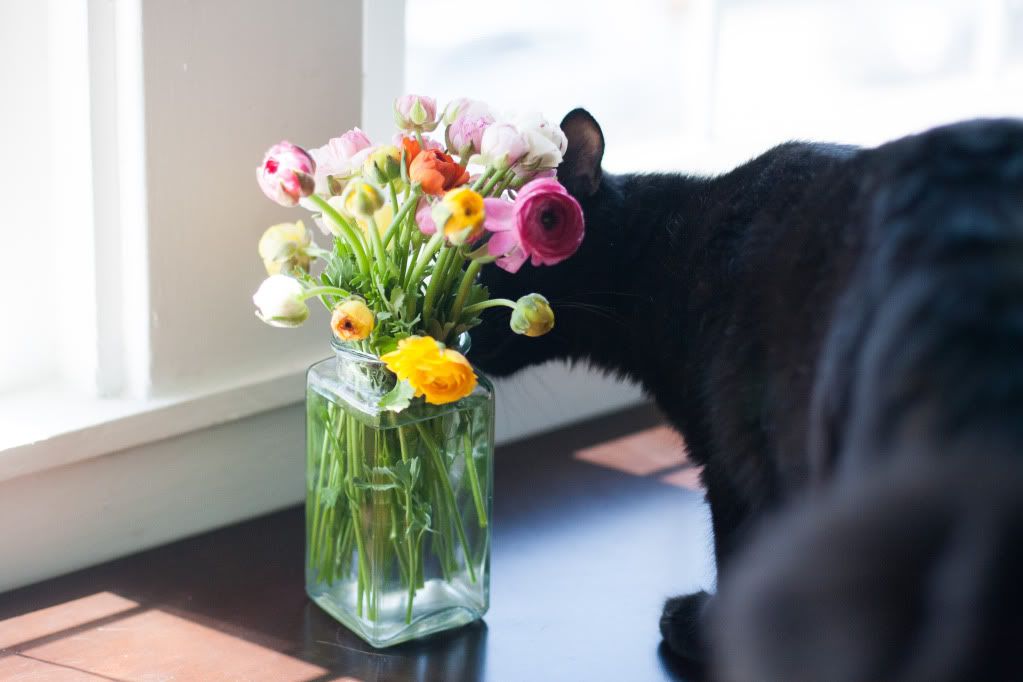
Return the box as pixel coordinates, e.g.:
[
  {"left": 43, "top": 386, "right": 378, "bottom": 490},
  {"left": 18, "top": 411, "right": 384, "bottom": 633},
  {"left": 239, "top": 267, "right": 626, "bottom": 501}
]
[
  {"left": 319, "top": 485, "right": 341, "bottom": 507},
  {"left": 375, "top": 335, "right": 399, "bottom": 355},
  {"left": 378, "top": 379, "right": 415, "bottom": 413},
  {"left": 353, "top": 479, "right": 400, "bottom": 492},
  {"left": 390, "top": 287, "right": 406, "bottom": 311}
]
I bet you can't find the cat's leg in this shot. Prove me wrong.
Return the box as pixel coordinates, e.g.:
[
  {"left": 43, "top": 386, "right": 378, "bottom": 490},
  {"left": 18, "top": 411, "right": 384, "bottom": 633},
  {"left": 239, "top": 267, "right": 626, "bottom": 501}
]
[{"left": 660, "top": 463, "right": 751, "bottom": 663}]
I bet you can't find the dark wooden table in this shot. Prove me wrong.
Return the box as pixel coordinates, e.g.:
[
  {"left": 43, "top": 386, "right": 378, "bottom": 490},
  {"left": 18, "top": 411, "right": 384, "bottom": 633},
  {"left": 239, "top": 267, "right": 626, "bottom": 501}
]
[{"left": 0, "top": 405, "right": 713, "bottom": 681}]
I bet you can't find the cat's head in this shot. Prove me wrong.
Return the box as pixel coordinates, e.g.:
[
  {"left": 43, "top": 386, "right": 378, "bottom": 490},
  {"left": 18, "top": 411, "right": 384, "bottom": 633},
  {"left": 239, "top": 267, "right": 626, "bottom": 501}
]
[{"left": 472, "top": 108, "right": 622, "bottom": 376}]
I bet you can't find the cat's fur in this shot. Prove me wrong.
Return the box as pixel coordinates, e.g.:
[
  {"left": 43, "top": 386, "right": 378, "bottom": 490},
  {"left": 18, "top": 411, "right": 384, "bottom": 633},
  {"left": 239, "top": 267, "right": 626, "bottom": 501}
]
[
  {"left": 471, "top": 110, "right": 1023, "bottom": 672},
  {"left": 712, "top": 455, "right": 1023, "bottom": 682}
]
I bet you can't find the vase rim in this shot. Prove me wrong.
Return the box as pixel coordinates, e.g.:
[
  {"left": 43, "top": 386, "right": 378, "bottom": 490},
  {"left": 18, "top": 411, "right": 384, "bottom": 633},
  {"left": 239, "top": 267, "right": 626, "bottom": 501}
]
[
  {"left": 329, "top": 332, "right": 472, "bottom": 364},
  {"left": 330, "top": 337, "right": 386, "bottom": 365}
]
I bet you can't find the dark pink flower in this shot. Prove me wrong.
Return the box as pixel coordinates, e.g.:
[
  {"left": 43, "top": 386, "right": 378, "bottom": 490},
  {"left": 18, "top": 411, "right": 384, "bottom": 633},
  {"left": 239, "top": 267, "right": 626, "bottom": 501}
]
[
  {"left": 257, "top": 141, "right": 316, "bottom": 206},
  {"left": 512, "top": 178, "right": 584, "bottom": 269}
]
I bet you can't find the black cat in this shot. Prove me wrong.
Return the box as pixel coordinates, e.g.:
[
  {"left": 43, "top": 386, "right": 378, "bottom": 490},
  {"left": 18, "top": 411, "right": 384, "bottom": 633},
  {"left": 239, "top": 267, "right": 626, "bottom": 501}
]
[
  {"left": 712, "top": 455, "right": 1023, "bottom": 682},
  {"left": 471, "top": 109, "right": 1023, "bottom": 669}
]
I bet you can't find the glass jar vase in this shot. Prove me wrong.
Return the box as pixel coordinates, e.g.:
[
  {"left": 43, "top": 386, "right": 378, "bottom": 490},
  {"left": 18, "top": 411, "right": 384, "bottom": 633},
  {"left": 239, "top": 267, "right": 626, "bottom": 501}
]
[{"left": 305, "top": 337, "right": 494, "bottom": 647}]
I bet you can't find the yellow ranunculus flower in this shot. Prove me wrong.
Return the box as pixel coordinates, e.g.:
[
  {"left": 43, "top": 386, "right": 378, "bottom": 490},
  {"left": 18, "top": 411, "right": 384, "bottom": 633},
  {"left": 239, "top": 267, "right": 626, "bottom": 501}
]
[
  {"left": 331, "top": 299, "right": 375, "bottom": 342},
  {"left": 381, "top": 336, "right": 477, "bottom": 405},
  {"left": 355, "top": 204, "right": 394, "bottom": 239},
  {"left": 341, "top": 179, "right": 384, "bottom": 217},
  {"left": 258, "top": 220, "right": 312, "bottom": 275},
  {"left": 363, "top": 145, "right": 402, "bottom": 185},
  {"left": 433, "top": 187, "right": 485, "bottom": 245}
]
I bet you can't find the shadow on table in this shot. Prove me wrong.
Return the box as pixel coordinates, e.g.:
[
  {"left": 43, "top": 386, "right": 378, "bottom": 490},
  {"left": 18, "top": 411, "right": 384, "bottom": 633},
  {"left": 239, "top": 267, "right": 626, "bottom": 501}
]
[
  {"left": 0, "top": 404, "right": 709, "bottom": 681},
  {"left": 300, "top": 604, "right": 487, "bottom": 681}
]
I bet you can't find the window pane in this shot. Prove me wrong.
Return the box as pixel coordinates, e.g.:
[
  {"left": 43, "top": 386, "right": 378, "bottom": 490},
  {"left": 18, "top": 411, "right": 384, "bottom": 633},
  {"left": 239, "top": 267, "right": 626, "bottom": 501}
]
[{"left": 406, "top": 0, "right": 1023, "bottom": 175}]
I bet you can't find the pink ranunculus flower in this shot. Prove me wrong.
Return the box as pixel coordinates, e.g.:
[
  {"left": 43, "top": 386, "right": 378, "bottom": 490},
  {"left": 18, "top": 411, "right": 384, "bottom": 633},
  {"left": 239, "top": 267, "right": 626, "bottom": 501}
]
[
  {"left": 415, "top": 197, "right": 437, "bottom": 235},
  {"left": 257, "top": 141, "right": 316, "bottom": 207},
  {"left": 444, "top": 99, "right": 495, "bottom": 157},
  {"left": 308, "top": 128, "right": 373, "bottom": 196},
  {"left": 486, "top": 178, "right": 584, "bottom": 272},
  {"left": 483, "top": 198, "right": 526, "bottom": 272},
  {"left": 516, "top": 178, "right": 585, "bottom": 265},
  {"left": 393, "top": 94, "right": 438, "bottom": 132}
]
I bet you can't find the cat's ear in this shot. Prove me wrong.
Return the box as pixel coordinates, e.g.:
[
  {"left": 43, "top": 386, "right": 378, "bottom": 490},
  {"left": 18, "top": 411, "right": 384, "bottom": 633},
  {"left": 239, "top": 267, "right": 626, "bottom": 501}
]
[{"left": 558, "top": 108, "right": 605, "bottom": 197}]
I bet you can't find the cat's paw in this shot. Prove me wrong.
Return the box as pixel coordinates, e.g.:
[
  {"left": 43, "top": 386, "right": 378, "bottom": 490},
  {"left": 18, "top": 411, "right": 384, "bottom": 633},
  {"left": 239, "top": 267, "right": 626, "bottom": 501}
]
[{"left": 660, "top": 590, "right": 712, "bottom": 664}]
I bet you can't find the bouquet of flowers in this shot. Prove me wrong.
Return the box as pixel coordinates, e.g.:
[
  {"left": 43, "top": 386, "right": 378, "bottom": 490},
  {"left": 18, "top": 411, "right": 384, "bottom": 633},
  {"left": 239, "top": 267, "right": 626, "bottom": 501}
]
[{"left": 251, "top": 94, "right": 583, "bottom": 644}]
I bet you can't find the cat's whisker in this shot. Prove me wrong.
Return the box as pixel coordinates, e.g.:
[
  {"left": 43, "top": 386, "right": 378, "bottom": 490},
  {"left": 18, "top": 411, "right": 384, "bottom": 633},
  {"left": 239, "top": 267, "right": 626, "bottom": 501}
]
[{"left": 554, "top": 302, "right": 626, "bottom": 324}]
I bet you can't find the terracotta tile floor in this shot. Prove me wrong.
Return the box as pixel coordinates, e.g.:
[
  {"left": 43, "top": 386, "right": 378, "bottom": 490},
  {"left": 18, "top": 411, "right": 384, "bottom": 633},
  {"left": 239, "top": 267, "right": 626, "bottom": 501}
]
[
  {"left": 0, "top": 405, "right": 712, "bottom": 682},
  {"left": 575, "top": 424, "right": 703, "bottom": 490}
]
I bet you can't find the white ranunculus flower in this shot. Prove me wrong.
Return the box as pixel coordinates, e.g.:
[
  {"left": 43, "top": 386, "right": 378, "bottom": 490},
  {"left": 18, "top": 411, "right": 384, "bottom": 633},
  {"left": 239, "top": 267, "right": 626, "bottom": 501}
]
[
  {"left": 512, "top": 112, "right": 568, "bottom": 170},
  {"left": 480, "top": 122, "right": 529, "bottom": 169},
  {"left": 252, "top": 275, "right": 309, "bottom": 328}
]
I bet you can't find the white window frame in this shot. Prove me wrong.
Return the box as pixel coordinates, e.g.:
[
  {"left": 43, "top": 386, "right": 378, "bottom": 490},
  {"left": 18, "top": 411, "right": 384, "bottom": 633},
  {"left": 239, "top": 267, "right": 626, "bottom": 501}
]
[{"left": 0, "top": 0, "right": 642, "bottom": 592}]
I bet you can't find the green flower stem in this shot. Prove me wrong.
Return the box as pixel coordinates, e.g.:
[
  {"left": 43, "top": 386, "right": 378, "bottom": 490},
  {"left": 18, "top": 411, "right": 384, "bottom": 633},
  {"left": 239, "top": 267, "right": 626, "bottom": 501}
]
[
  {"left": 370, "top": 431, "right": 389, "bottom": 621},
  {"left": 480, "top": 167, "right": 509, "bottom": 196},
  {"left": 308, "top": 406, "right": 333, "bottom": 563},
  {"left": 463, "top": 431, "right": 488, "bottom": 528},
  {"left": 415, "top": 422, "right": 476, "bottom": 583},
  {"left": 388, "top": 180, "right": 400, "bottom": 217},
  {"left": 421, "top": 247, "right": 453, "bottom": 325},
  {"left": 306, "top": 194, "right": 371, "bottom": 276},
  {"left": 494, "top": 172, "right": 515, "bottom": 197},
  {"left": 384, "top": 186, "right": 421, "bottom": 248},
  {"left": 447, "top": 259, "right": 483, "bottom": 331},
  {"left": 471, "top": 166, "right": 495, "bottom": 192},
  {"left": 397, "top": 426, "right": 419, "bottom": 623},
  {"left": 300, "top": 285, "right": 351, "bottom": 302},
  {"left": 346, "top": 417, "right": 371, "bottom": 616},
  {"left": 307, "top": 246, "right": 334, "bottom": 261},
  {"left": 406, "top": 231, "right": 445, "bottom": 294},
  {"left": 365, "top": 215, "right": 387, "bottom": 265},
  {"left": 403, "top": 227, "right": 425, "bottom": 292},
  {"left": 462, "top": 298, "right": 517, "bottom": 316}
]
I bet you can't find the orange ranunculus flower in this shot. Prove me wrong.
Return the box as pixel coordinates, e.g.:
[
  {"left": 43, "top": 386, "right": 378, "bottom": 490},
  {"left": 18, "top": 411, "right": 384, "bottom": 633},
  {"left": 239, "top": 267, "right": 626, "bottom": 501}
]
[
  {"left": 409, "top": 149, "right": 469, "bottom": 196},
  {"left": 381, "top": 336, "right": 477, "bottom": 405},
  {"left": 331, "top": 299, "right": 375, "bottom": 341},
  {"left": 400, "top": 136, "right": 425, "bottom": 170}
]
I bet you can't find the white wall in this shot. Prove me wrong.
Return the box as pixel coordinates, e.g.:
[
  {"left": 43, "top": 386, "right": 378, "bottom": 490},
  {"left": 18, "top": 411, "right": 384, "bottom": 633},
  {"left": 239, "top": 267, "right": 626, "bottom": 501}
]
[
  {"left": 0, "top": 3, "right": 57, "bottom": 392},
  {"left": 140, "top": 0, "right": 363, "bottom": 395}
]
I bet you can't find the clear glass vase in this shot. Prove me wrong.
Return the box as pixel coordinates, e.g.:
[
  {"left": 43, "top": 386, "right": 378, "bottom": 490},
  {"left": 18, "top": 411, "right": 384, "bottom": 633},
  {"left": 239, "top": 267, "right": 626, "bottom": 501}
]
[{"left": 305, "top": 336, "right": 494, "bottom": 648}]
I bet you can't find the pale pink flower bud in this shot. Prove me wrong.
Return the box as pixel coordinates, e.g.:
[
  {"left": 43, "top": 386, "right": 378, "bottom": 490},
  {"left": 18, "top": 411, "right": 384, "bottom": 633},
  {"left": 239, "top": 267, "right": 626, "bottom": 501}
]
[
  {"left": 445, "top": 99, "right": 495, "bottom": 157},
  {"left": 393, "top": 94, "right": 438, "bottom": 132},
  {"left": 257, "top": 141, "right": 316, "bottom": 207},
  {"left": 308, "top": 128, "right": 373, "bottom": 196}
]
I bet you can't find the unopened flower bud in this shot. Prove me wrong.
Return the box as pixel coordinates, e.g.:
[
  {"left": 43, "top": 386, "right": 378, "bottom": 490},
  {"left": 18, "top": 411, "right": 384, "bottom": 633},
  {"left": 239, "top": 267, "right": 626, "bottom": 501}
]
[
  {"left": 252, "top": 275, "right": 309, "bottom": 328},
  {"left": 363, "top": 145, "right": 402, "bottom": 185},
  {"left": 258, "top": 220, "right": 312, "bottom": 275},
  {"left": 510, "top": 293, "right": 555, "bottom": 337},
  {"left": 393, "top": 94, "right": 438, "bottom": 133},
  {"left": 256, "top": 141, "right": 316, "bottom": 206},
  {"left": 341, "top": 178, "right": 384, "bottom": 218}
]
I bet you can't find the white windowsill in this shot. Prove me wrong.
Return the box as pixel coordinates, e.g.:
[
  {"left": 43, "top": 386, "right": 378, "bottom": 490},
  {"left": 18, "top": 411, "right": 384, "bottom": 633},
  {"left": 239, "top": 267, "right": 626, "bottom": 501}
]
[
  {"left": 0, "top": 359, "right": 317, "bottom": 484},
  {"left": 0, "top": 360, "right": 647, "bottom": 486}
]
